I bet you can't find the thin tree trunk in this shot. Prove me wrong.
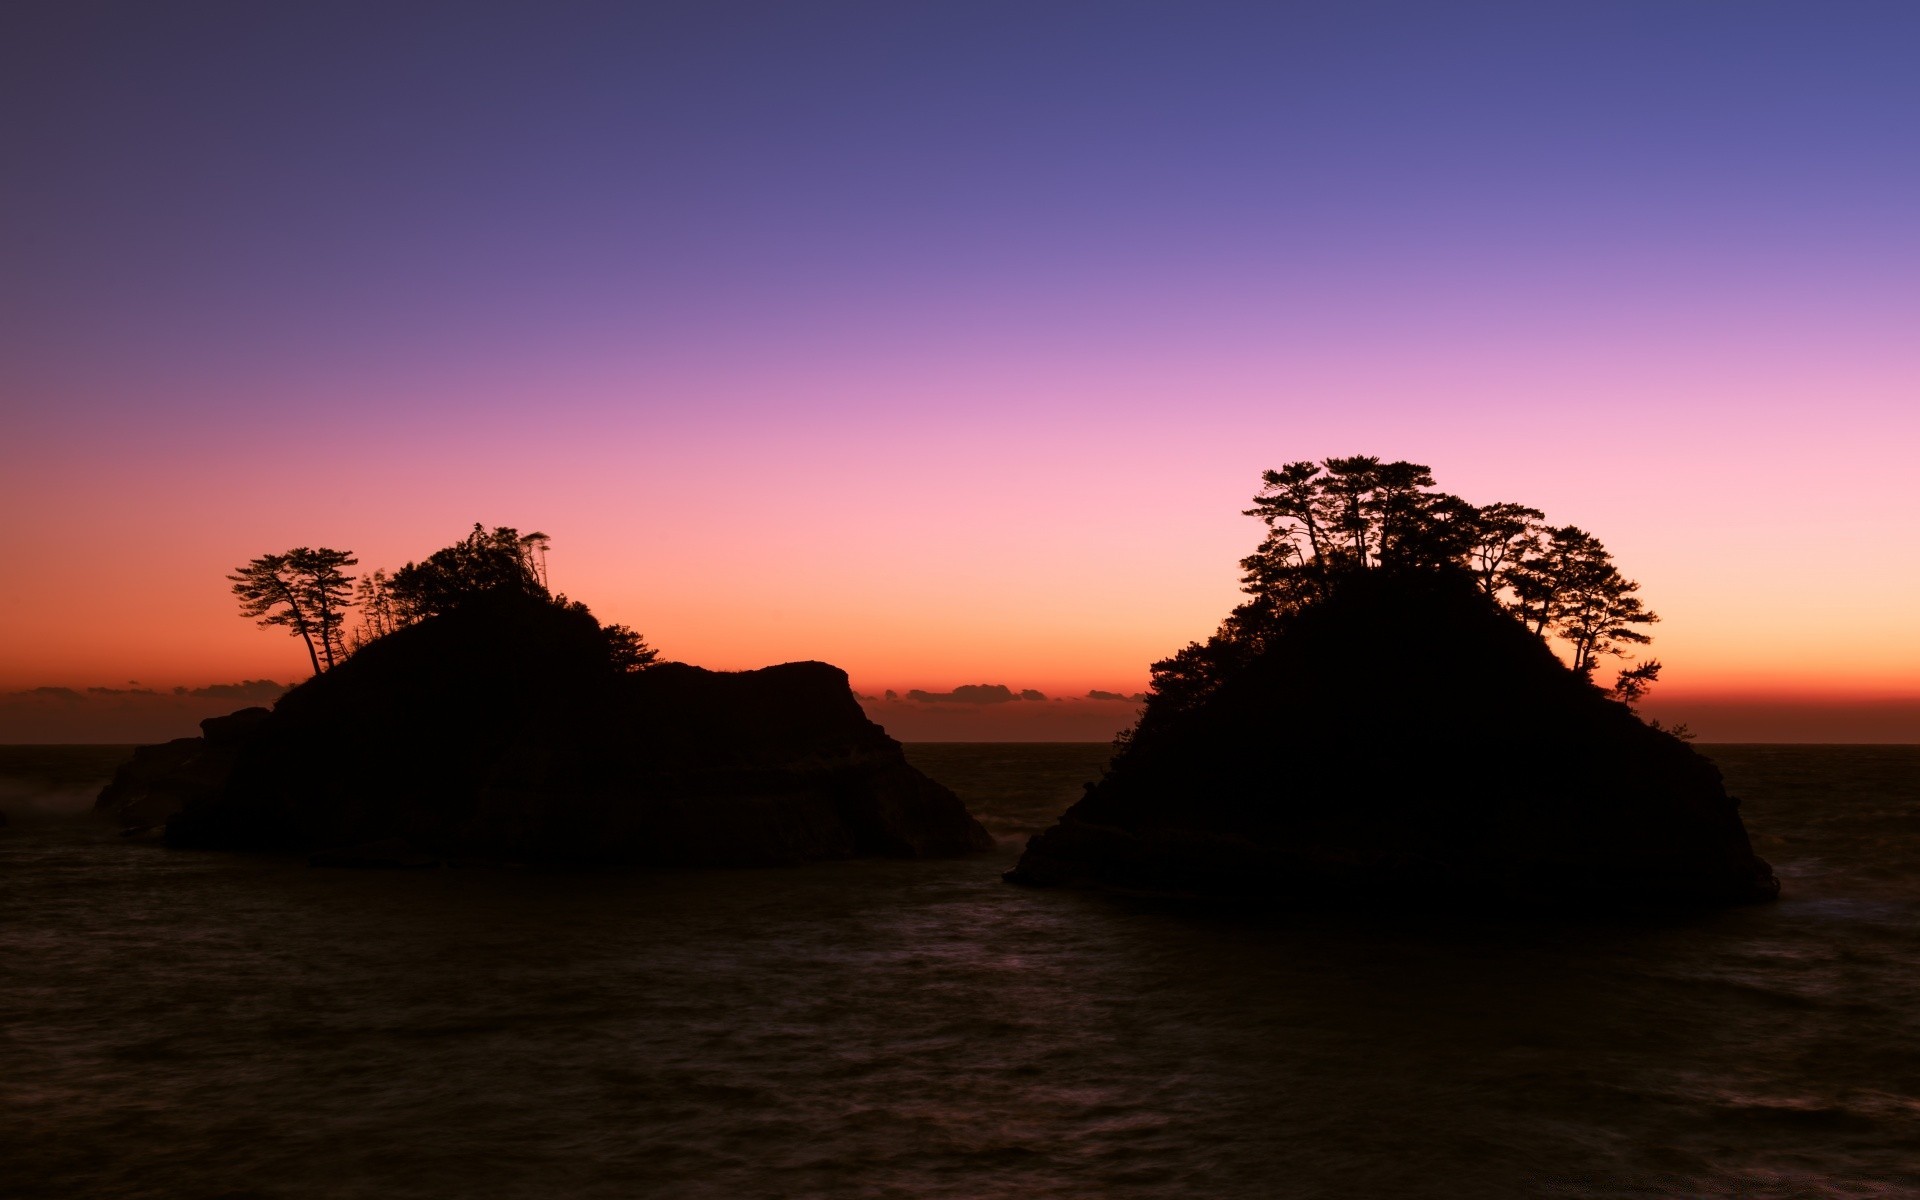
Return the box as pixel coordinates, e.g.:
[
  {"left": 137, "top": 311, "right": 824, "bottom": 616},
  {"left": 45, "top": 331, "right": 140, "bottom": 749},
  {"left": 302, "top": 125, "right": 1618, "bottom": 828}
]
[
  {"left": 275, "top": 575, "right": 321, "bottom": 675},
  {"left": 1301, "top": 507, "right": 1327, "bottom": 564},
  {"left": 317, "top": 593, "right": 336, "bottom": 670}
]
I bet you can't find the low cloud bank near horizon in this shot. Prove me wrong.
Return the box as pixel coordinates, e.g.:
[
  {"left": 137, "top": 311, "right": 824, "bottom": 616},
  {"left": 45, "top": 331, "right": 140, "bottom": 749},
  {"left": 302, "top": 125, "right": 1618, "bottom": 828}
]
[
  {"left": 0, "top": 681, "right": 288, "bottom": 743},
  {"left": 1640, "top": 696, "right": 1920, "bottom": 744},
  {"left": 859, "top": 686, "right": 1145, "bottom": 742},
  {"left": 905, "top": 684, "right": 1035, "bottom": 705},
  {"left": 857, "top": 684, "right": 1149, "bottom": 707},
  {"left": 4, "top": 678, "right": 1911, "bottom": 746},
  {"left": 859, "top": 686, "right": 1920, "bottom": 744}
]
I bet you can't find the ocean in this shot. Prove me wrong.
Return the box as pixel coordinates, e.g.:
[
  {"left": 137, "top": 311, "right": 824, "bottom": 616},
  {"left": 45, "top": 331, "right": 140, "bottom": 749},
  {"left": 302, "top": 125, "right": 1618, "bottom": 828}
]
[{"left": 2, "top": 742, "right": 1916, "bottom": 1198}]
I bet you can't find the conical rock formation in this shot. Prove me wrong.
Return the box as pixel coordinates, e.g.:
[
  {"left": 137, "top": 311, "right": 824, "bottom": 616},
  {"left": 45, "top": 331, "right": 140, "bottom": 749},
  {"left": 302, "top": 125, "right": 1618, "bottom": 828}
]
[{"left": 1009, "top": 571, "right": 1777, "bottom": 905}]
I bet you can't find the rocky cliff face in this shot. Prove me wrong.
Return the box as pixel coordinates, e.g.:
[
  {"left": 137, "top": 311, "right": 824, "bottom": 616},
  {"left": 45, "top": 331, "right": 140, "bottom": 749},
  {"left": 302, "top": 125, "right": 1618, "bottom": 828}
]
[
  {"left": 1008, "top": 571, "right": 1778, "bottom": 905},
  {"left": 95, "top": 707, "right": 271, "bottom": 834},
  {"left": 99, "top": 599, "right": 990, "bottom": 866}
]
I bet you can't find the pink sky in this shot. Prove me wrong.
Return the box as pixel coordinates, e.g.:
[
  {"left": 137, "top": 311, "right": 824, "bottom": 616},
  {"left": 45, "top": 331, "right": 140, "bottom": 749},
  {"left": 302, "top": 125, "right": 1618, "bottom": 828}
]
[
  {"left": 7, "top": 342, "right": 1915, "bottom": 723},
  {"left": 2, "top": 4, "right": 1915, "bottom": 740}
]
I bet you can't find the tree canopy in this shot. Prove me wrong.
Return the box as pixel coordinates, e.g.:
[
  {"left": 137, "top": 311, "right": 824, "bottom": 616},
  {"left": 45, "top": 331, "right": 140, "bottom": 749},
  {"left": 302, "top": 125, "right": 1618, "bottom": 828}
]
[
  {"left": 385, "top": 524, "right": 552, "bottom": 622},
  {"left": 228, "top": 547, "right": 358, "bottom": 674},
  {"left": 230, "top": 525, "right": 656, "bottom": 675},
  {"left": 1144, "top": 457, "right": 1661, "bottom": 724}
]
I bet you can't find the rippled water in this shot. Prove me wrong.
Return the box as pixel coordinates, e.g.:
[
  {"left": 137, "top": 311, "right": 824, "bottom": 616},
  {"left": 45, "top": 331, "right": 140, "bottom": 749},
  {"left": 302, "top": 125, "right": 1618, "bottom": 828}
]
[{"left": 2, "top": 743, "right": 1917, "bottom": 1198}]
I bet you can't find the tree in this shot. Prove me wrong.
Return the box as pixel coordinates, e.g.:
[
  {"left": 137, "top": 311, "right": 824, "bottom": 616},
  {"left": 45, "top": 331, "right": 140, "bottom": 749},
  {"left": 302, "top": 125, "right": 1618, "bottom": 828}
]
[
  {"left": 1545, "top": 536, "right": 1658, "bottom": 677},
  {"left": 349, "top": 569, "right": 399, "bottom": 650},
  {"left": 230, "top": 553, "right": 315, "bottom": 674},
  {"left": 230, "top": 526, "right": 660, "bottom": 676},
  {"left": 1246, "top": 461, "right": 1333, "bottom": 563},
  {"left": 1320, "top": 455, "right": 1382, "bottom": 567},
  {"left": 519, "top": 531, "right": 552, "bottom": 590},
  {"left": 1157, "top": 458, "right": 1665, "bottom": 717},
  {"left": 1243, "top": 456, "right": 1484, "bottom": 579},
  {"left": 294, "top": 547, "right": 358, "bottom": 669},
  {"left": 1143, "top": 637, "right": 1255, "bottom": 722},
  {"left": 1501, "top": 525, "right": 1657, "bottom": 675},
  {"left": 603, "top": 624, "right": 659, "bottom": 672},
  {"left": 1612, "top": 659, "right": 1663, "bottom": 706},
  {"left": 387, "top": 524, "right": 548, "bottom": 621},
  {"left": 1503, "top": 527, "right": 1569, "bottom": 638},
  {"left": 1464, "top": 502, "right": 1545, "bottom": 596},
  {"left": 229, "top": 547, "right": 358, "bottom": 674}
]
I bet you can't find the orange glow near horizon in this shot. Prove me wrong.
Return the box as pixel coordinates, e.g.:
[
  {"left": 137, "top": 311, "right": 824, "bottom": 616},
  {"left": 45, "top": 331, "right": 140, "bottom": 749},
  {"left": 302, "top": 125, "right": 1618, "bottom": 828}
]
[
  {"left": 6, "top": 362, "right": 1919, "bottom": 713},
  {"left": 4, "top": 5, "right": 1918, "bottom": 739},
  {"left": 6, "top": 426, "right": 1916, "bottom": 709}
]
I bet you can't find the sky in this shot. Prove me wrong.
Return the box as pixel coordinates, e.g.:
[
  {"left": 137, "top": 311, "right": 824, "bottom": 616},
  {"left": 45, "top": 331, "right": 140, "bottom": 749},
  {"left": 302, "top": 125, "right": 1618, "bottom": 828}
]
[{"left": 2, "top": 1, "right": 1915, "bottom": 740}]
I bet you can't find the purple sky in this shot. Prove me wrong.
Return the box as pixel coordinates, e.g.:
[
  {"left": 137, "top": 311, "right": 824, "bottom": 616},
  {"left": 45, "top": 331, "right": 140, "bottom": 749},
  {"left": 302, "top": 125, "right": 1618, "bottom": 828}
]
[{"left": 3, "top": 2, "right": 1916, "bottom": 739}]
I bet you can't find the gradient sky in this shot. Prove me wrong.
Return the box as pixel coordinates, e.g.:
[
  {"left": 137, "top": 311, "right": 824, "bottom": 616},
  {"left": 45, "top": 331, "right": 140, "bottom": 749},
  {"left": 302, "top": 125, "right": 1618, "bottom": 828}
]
[{"left": 2, "top": 2, "right": 1916, "bottom": 736}]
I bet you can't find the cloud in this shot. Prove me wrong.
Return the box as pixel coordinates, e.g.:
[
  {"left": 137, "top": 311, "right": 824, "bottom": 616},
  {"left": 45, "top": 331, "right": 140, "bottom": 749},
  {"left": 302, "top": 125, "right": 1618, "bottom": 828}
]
[
  {"left": 0, "top": 681, "right": 289, "bottom": 743},
  {"left": 896, "top": 684, "right": 1052, "bottom": 704},
  {"left": 857, "top": 684, "right": 1150, "bottom": 741},
  {"left": 905, "top": 684, "right": 1018, "bottom": 705},
  {"left": 1639, "top": 695, "right": 1920, "bottom": 743}
]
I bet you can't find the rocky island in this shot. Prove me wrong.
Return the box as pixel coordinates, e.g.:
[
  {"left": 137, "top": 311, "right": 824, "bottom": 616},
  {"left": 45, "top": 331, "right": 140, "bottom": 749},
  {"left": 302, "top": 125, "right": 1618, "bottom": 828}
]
[
  {"left": 1008, "top": 458, "right": 1778, "bottom": 906},
  {"left": 98, "top": 526, "right": 991, "bottom": 866}
]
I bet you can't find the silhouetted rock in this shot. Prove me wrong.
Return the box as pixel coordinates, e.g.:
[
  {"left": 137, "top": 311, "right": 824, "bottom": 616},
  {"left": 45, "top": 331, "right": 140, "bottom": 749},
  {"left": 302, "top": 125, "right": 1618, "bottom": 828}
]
[
  {"left": 1008, "top": 571, "right": 1777, "bottom": 906},
  {"left": 200, "top": 706, "right": 273, "bottom": 746},
  {"left": 94, "top": 707, "right": 271, "bottom": 832},
  {"left": 100, "top": 597, "right": 991, "bottom": 866}
]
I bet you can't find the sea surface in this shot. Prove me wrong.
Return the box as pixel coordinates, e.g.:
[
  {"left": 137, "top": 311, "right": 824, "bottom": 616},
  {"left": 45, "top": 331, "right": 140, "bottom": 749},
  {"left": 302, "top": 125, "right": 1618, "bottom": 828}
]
[{"left": 2, "top": 742, "right": 1916, "bottom": 1199}]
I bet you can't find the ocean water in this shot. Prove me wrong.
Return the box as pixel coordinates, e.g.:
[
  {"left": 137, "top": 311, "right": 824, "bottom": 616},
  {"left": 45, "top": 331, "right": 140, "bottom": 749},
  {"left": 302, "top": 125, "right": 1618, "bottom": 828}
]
[{"left": 2, "top": 742, "right": 1916, "bottom": 1199}]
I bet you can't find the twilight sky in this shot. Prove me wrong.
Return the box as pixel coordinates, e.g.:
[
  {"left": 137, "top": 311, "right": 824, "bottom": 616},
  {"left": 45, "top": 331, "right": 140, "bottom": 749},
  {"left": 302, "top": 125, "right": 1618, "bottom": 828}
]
[{"left": 2, "top": 2, "right": 1916, "bottom": 739}]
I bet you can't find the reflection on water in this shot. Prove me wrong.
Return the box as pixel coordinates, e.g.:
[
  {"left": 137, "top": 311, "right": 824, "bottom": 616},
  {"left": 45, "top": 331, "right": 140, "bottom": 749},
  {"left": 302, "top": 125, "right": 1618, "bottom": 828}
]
[{"left": 1, "top": 744, "right": 1916, "bottom": 1198}]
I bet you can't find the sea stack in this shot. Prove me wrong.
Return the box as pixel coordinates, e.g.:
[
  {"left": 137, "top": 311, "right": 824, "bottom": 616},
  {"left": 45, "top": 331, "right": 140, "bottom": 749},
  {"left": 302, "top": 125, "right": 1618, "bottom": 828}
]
[
  {"left": 98, "top": 594, "right": 991, "bottom": 866},
  {"left": 1008, "top": 569, "right": 1778, "bottom": 905}
]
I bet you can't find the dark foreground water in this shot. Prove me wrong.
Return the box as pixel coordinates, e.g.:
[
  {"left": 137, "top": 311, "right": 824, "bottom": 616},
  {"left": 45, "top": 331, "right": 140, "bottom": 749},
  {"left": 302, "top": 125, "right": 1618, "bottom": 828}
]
[{"left": 2, "top": 743, "right": 1917, "bottom": 1199}]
